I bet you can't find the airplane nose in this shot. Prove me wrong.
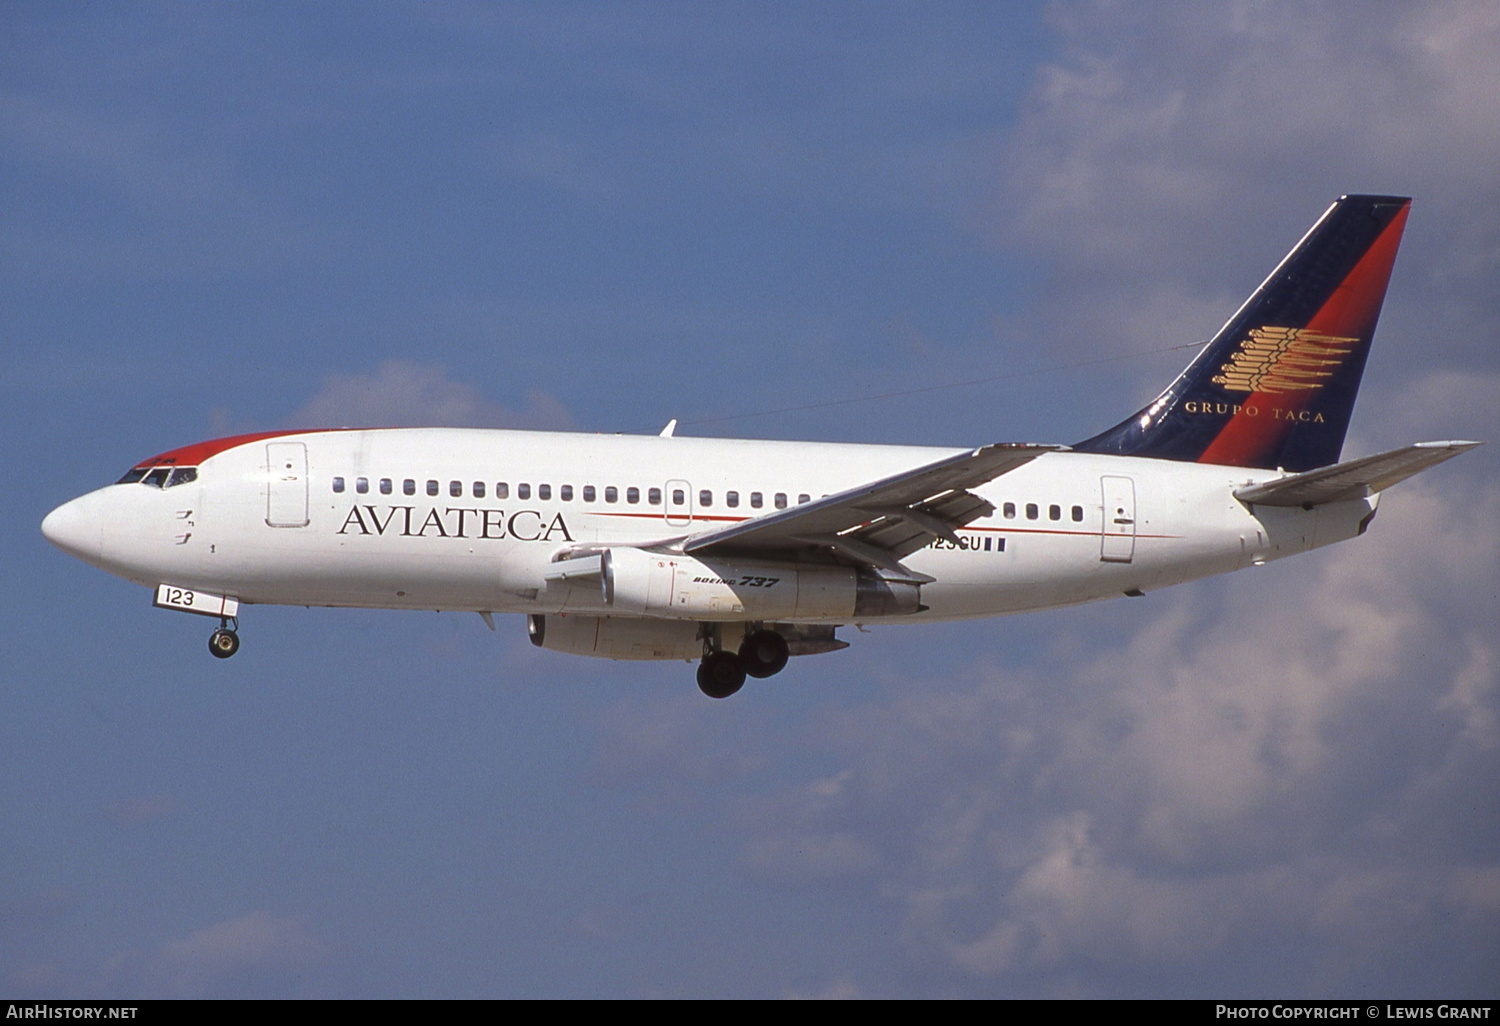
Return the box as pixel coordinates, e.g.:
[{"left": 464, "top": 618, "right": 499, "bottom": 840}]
[{"left": 41, "top": 495, "right": 103, "bottom": 564}]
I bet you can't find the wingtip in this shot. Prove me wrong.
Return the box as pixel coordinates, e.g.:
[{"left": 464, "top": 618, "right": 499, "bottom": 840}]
[{"left": 1414, "top": 439, "right": 1484, "bottom": 451}]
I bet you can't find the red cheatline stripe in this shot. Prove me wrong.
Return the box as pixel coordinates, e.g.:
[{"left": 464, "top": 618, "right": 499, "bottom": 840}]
[
  {"left": 1197, "top": 201, "right": 1410, "bottom": 468},
  {"left": 594, "top": 512, "right": 1177, "bottom": 540},
  {"left": 595, "top": 512, "right": 750, "bottom": 523}
]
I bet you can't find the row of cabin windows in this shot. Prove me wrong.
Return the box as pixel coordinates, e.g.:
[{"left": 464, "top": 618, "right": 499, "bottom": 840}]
[
  {"left": 1003, "top": 501, "right": 1085, "bottom": 523},
  {"left": 329, "top": 476, "right": 812, "bottom": 509},
  {"left": 326, "top": 477, "right": 1084, "bottom": 524}
]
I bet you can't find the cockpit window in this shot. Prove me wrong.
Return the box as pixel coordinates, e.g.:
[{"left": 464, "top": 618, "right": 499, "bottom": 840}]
[{"left": 121, "top": 465, "right": 198, "bottom": 488}]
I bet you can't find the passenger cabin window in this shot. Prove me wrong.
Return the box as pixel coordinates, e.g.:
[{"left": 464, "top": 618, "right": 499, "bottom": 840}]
[
  {"left": 332, "top": 476, "right": 346, "bottom": 494},
  {"left": 560, "top": 485, "right": 573, "bottom": 501},
  {"left": 473, "top": 481, "right": 485, "bottom": 499},
  {"left": 605, "top": 486, "right": 618, "bottom": 503},
  {"left": 750, "top": 492, "right": 763, "bottom": 509},
  {"left": 774, "top": 492, "right": 787, "bottom": 509},
  {"left": 648, "top": 487, "right": 661, "bottom": 505},
  {"left": 380, "top": 478, "right": 392, "bottom": 495},
  {"left": 583, "top": 485, "right": 596, "bottom": 502},
  {"left": 798, "top": 493, "right": 810, "bottom": 504},
  {"left": 538, "top": 484, "right": 552, "bottom": 500},
  {"left": 426, "top": 480, "right": 439, "bottom": 497},
  {"left": 726, "top": 491, "right": 739, "bottom": 508},
  {"left": 356, "top": 477, "right": 369, "bottom": 494},
  {"left": 1071, "top": 505, "right": 1084, "bottom": 522},
  {"left": 450, "top": 480, "right": 462, "bottom": 498},
  {"left": 1049, "top": 504, "right": 1061, "bottom": 521},
  {"left": 495, "top": 482, "right": 509, "bottom": 500},
  {"left": 700, "top": 490, "right": 712, "bottom": 507},
  {"left": 518, "top": 483, "right": 531, "bottom": 500},
  {"left": 671, "top": 489, "right": 685, "bottom": 506},
  {"left": 1026, "top": 503, "right": 1039, "bottom": 520},
  {"left": 404, "top": 479, "right": 416, "bottom": 496},
  {"left": 627, "top": 487, "right": 640, "bottom": 504},
  {"left": 1003, "top": 502, "right": 1016, "bottom": 519}
]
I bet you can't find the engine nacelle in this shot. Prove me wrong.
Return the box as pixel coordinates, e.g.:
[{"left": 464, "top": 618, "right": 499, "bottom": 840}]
[
  {"left": 601, "top": 548, "right": 921, "bottom": 621},
  {"left": 528, "top": 613, "right": 722, "bottom": 661}
]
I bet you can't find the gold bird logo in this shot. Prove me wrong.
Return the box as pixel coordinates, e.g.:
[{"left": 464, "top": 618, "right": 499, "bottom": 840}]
[{"left": 1211, "top": 326, "right": 1360, "bottom": 395}]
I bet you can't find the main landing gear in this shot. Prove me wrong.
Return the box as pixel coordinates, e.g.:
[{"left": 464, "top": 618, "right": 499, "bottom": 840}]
[
  {"left": 208, "top": 617, "right": 240, "bottom": 659},
  {"left": 696, "top": 628, "right": 791, "bottom": 699}
]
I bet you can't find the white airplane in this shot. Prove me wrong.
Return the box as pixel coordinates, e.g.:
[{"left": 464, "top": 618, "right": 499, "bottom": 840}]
[{"left": 42, "top": 195, "right": 1478, "bottom": 697}]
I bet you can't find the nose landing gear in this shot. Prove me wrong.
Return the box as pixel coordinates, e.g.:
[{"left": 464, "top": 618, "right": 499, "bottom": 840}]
[{"left": 208, "top": 618, "right": 240, "bottom": 659}]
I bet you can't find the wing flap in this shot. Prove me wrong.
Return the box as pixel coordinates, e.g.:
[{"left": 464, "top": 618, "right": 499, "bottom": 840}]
[
  {"left": 1233, "top": 440, "right": 1480, "bottom": 507},
  {"left": 683, "top": 442, "right": 1063, "bottom": 567}
]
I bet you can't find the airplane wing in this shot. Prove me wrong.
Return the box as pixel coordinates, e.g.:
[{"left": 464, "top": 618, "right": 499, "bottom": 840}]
[
  {"left": 681, "top": 442, "right": 1065, "bottom": 575},
  {"left": 1233, "top": 440, "right": 1481, "bottom": 508}
]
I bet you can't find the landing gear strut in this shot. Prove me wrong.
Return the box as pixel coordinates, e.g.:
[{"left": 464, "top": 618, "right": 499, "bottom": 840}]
[{"left": 208, "top": 618, "right": 240, "bottom": 659}]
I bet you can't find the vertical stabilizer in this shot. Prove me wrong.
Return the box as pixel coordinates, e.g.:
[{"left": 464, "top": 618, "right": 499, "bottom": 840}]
[{"left": 1074, "top": 195, "right": 1411, "bottom": 471}]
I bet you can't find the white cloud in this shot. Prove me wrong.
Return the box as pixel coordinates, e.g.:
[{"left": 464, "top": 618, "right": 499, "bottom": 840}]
[
  {"left": 101, "top": 911, "right": 330, "bottom": 999},
  {"left": 287, "top": 359, "right": 575, "bottom": 431},
  {"left": 1367, "top": 370, "right": 1500, "bottom": 451},
  {"left": 995, "top": 0, "right": 1500, "bottom": 372}
]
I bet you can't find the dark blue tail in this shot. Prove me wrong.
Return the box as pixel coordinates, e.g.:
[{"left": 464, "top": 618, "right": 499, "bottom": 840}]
[{"left": 1074, "top": 195, "right": 1410, "bottom": 472}]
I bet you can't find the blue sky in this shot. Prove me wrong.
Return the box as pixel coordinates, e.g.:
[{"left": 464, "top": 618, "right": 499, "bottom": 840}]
[{"left": 3, "top": 0, "right": 1497, "bottom": 998}]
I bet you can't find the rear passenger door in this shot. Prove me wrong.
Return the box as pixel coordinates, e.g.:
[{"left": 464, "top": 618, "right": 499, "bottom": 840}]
[{"left": 1099, "top": 475, "right": 1136, "bottom": 563}]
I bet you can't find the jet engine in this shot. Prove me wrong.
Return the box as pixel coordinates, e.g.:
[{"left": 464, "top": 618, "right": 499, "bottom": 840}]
[
  {"left": 528, "top": 613, "right": 717, "bottom": 661},
  {"left": 601, "top": 547, "right": 921, "bottom": 620}
]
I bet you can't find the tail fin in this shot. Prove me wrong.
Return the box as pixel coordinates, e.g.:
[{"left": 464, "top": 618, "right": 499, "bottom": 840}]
[{"left": 1073, "top": 194, "right": 1411, "bottom": 472}]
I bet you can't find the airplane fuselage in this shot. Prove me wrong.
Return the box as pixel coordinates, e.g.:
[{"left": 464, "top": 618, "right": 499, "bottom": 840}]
[{"left": 45, "top": 427, "right": 1372, "bottom": 623}]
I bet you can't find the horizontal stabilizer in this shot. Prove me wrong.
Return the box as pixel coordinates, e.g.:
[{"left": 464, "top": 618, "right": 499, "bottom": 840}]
[{"left": 1233, "top": 440, "right": 1481, "bottom": 507}]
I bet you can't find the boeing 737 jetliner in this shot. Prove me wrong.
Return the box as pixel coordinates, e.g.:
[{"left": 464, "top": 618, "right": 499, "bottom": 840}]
[{"left": 42, "top": 195, "right": 1478, "bottom": 697}]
